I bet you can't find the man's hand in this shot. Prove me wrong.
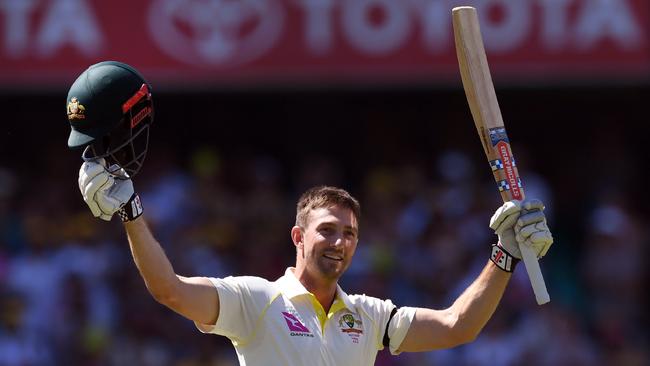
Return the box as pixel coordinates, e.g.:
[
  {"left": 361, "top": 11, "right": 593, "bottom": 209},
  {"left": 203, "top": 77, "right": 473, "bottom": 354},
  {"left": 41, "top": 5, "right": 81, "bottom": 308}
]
[
  {"left": 515, "top": 200, "right": 553, "bottom": 258},
  {"left": 78, "top": 159, "right": 142, "bottom": 221},
  {"left": 489, "top": 199, "right": 553, "bottom": 272}
]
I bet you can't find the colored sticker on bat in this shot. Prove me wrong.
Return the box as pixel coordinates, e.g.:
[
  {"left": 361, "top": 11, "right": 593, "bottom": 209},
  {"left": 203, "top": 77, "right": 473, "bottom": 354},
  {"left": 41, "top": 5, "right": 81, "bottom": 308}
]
[
  {"left": 489, "top": 127, "right": 509, "bottom": 146},
  {"left": 495, "top": 141, "right": 522, "bottom": 199},
  {"left": 490, "top": 159, "right": 503, "bottom": 171},
  {"left": 495, "top": 178, "right": 523, "bottom": 193},
  {"left": 497, "top": 180, "right": 509, "bottom": 192}
]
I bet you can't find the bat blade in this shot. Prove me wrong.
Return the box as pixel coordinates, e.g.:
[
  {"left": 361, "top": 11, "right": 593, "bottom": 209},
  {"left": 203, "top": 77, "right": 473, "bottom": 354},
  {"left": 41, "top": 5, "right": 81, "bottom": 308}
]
[{"left": 452, "top": 6, "right": 550, "bottom": 305}]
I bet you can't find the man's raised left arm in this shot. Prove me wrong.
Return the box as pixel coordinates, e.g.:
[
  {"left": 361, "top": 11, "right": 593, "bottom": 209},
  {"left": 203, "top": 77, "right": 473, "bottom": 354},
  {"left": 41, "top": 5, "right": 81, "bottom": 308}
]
[{"left": 397, "top": 199, "right": 553, "bottom": 352}]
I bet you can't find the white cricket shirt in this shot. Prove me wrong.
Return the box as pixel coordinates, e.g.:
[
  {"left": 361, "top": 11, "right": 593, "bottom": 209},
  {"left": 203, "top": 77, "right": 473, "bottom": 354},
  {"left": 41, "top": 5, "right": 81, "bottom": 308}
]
[{"left": 196, "top": 268, "right": 416, "bottom": 366}]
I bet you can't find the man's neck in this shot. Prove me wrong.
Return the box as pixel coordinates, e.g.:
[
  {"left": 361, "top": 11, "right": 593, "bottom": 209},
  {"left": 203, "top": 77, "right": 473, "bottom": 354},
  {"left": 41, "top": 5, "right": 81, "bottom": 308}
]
[{"left": 293, "top": 267, "right": 338, "bottom": 313}]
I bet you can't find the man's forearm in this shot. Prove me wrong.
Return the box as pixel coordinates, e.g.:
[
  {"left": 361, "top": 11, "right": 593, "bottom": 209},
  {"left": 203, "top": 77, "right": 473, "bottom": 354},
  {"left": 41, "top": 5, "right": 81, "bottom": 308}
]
[
  {"left": 124, "top": 216, "right": 180, "bottom": 301},
  {"left": 449, "top": 261, "right": 510, "bottom": 341}
]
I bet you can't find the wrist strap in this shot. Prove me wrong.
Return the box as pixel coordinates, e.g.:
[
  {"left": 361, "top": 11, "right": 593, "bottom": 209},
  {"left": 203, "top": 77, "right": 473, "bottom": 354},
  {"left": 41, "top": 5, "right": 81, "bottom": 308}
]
[
  {"left": 118, "top": 193, "right": 143, "bottom": 222},
  {"left": 490, "top": 242, "right": 519, "bottom": 272}
]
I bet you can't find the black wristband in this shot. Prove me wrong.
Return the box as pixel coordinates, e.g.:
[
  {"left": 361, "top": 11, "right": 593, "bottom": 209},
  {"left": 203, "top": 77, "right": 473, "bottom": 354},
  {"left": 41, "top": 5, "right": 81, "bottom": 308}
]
[
  {"left": 490, "top": 242, "right": 519, "bottom": 272},
  {"left": 118, "top": 193, "right": 143, "bottom": 222}
]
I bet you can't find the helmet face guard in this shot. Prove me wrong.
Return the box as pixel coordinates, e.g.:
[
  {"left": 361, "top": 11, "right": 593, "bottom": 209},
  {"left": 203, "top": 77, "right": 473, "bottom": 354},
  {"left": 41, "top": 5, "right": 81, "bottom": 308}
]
[{"left": 81, "top": 84, "right": 153, "bottom": 178}]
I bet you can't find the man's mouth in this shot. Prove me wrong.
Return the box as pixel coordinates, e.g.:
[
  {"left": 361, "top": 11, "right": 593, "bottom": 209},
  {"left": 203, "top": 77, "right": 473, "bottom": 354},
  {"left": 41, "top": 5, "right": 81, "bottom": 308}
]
[{"left": 323, "top": 253, "right": 343, "bottom": 261}]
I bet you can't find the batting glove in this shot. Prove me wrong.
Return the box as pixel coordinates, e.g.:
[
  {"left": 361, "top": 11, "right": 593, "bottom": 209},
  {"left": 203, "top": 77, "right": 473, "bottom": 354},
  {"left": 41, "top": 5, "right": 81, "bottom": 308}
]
[
  {"left": 489, "top": 200, "right": 522, "bottom": 271},
  {"left": 78, "top": 159, "right": 143, "bottom": 222},
  {"left": 515, "top": 200, "right": 553, "bottom": 258},
  {"left": 489, "top": 199, "right": 553, "bottom": 272}
]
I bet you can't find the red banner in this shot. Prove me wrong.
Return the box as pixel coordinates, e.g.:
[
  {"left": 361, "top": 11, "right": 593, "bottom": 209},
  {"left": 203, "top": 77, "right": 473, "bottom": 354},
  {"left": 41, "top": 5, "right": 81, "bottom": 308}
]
[{"left": 1, "top": 0, "right": 648, "bottom": 88}]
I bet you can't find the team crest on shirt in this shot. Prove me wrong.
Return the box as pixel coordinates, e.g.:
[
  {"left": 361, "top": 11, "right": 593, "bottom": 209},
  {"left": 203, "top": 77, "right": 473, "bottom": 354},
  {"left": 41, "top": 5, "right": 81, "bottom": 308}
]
[{"left": 338, "top": 313, "right": 363, "bottom": 343}]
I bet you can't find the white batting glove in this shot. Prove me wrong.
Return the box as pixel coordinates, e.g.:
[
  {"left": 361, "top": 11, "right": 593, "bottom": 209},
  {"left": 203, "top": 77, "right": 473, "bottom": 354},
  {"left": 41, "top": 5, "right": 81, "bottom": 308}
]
[
  {"left": 515, "top": 200, "right": 553, "bottom": 258},
  {"left": 489, "top": 199, "right": 553, "bottom": 262},
  {"left": 78, "top": 159, "right": 141, "bottom": 221},
  {"left": 489, "top": 200, "right": 522, "bottom": 270}
]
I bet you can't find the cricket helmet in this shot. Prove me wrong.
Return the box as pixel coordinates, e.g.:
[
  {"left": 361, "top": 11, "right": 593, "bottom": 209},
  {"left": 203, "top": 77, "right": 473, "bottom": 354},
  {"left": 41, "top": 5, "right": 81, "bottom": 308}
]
[{"left": 66, "top": 61, "right": 154, "bottom": 177}]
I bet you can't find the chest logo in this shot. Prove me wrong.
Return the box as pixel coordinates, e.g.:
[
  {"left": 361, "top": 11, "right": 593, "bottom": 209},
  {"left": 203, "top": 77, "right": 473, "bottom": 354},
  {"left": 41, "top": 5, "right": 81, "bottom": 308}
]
[
  {"left": 282, "top": 311, "right": 314, "bottom": 337},
  {"left": 338, "top": 313, "right": 363, "bottom": 343},
  {"left": 339, "top": 313, "right": 363, "bottom": 333}
]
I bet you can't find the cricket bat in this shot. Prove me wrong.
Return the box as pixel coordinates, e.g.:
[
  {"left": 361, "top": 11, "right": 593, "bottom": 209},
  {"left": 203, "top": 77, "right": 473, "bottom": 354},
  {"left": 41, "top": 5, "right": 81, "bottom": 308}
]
[{"left": 452, "top": 6, "right": 550, "bottom": 305}]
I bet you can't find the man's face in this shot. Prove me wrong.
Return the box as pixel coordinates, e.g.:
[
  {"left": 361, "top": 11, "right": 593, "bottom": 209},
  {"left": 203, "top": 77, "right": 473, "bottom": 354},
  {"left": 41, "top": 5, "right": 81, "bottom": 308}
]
[{"left": 298, "top": 205, "right": 359, "bottom": 281}]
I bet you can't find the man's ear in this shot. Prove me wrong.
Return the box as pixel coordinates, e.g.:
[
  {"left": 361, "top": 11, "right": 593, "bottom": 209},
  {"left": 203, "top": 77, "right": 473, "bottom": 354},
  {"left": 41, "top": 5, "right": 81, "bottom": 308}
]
[{"left": 291, "top": 226, "right": 303, "bottom": 249}]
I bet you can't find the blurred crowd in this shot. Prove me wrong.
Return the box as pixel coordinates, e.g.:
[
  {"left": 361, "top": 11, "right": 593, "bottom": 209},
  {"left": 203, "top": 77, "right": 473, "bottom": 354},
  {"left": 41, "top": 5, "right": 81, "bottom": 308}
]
[{"left": 0, "top": 137, "right": 647, "bottom": 366}]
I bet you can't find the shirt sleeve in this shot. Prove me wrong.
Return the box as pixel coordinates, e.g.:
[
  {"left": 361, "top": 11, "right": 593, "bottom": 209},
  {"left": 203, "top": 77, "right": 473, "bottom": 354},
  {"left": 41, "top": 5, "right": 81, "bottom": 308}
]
[
  {"left": 386, "top": 306, "right": 417, "bottom": 355},
  {"left": 351, "top": 295, "right": 416, "bottom": 355},
  {"left": 195, "top": 276, "right": 274, "bottom": 344}
]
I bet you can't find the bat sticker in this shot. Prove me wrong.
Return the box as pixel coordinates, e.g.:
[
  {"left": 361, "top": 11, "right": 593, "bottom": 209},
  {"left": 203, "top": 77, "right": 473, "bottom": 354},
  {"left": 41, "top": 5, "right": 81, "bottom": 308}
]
[
  {"left": 494, "top": 177, "right": 523, "bottom": 193},
  {"left": 495, "top": 141, "right": 523, "bottom": 200},
  {"left": 497, "top": 180, "right": 510, "bottom": 192},
  {"left": 488, "top": 127, "right": 509, "bottom": 146},
  {"left": 489, "top": 159, "right": 503, "bottom": 171}
]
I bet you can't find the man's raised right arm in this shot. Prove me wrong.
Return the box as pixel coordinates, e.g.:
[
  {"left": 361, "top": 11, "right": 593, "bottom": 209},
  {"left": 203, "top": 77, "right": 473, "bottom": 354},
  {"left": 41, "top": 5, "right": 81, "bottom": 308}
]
[
  {"left": 124, "top": 217, "right": 219, "bottom": 325},
  {"left": 78, "top": 160, "right": 219, "bottom": 326}
]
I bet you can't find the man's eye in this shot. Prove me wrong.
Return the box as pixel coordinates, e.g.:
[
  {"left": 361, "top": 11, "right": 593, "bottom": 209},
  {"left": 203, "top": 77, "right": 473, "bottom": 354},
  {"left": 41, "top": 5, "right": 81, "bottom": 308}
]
[{"left": 320, "top": 227, "right": 333, "bottom": 235}]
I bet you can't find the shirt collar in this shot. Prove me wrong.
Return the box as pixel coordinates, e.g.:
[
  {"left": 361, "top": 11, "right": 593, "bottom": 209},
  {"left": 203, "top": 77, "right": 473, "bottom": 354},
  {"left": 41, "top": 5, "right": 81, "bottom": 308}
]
[{"left": 276, "top": 267, "right": 354, "bottom": 311}]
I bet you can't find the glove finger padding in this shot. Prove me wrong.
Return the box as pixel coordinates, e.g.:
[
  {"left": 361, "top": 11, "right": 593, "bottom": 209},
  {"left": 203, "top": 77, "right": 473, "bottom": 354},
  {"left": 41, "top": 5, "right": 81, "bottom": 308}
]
[
  {"left": 82, "top": 171, "right": 113, "bottom": 219},
  {"left": 516, "top": 210, "right": 545, "bottom": 228},
  {"left": 515, "top": 220, "right": 553, "bottom": 258},
  {"left": 79, "top": 160, "right": 107, "bottom": 192},
  {"left": 108, "top": 164, "right": 131, "bottom": 179},
  {"left": 93, "top": 174, "right": 117, "bottom": 219},
  {"left": 528, "top": 224, "right": 553, "bottom": 257},
  {"left": 96, "top": 188, "right": 122, "bottom": 214},
  {"left": 521, "top": 198, "right": 545, "bottom": 212},
  {"left": 489, "top": 200, "right": 522, "bottom": 233},
  {"left": 77, "top": 159, "right": 139, "bottom": 222},
  {"left": 489, "top": 200, "right": 523, "bottom": 262},
  {"left": 84, "top": 171, "right": 111, "bottom": 200},
  {"left": 516, "top": 222, "right": 537, "bottom": 240},
  {"left": 85, "top": 197, "right": 104, "bottom": 219},
  {"left": 96, "top": 179, "right": 134, "bottom": 214}
]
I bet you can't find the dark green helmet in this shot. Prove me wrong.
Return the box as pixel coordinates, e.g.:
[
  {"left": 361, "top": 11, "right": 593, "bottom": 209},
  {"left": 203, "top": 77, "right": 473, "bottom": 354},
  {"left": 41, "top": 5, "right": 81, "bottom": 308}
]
[{"left": 66, "top": 61, "right": 154, "bottom": 177}]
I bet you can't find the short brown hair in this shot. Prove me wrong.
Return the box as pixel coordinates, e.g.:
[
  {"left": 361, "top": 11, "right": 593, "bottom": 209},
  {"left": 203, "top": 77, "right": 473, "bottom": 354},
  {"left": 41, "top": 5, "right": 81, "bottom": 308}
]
[{"left": 295, "top": 186, "right": 361, "bottom": 229}]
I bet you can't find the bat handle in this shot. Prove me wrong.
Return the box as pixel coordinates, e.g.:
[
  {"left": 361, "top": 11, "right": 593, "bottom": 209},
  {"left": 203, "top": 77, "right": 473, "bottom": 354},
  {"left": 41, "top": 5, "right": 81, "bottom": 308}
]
[{"left": 519, "top": 244, "right": 550, "bottom": 305}]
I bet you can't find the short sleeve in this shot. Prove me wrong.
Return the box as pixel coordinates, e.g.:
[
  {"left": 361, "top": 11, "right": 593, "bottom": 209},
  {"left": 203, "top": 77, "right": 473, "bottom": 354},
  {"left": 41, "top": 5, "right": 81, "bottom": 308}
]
[
  {"left": 195, "top": 276, "right": 275, "bottom": 344},
  {"left": 386, "top": 306, "right": 416, "bottom": 354},
  {"left": 349, "top": 295, "right": 416, "bottom": 355}
]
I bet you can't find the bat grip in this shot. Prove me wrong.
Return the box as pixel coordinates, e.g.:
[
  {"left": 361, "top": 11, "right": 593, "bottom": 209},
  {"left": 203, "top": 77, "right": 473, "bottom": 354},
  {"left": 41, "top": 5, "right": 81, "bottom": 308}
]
[
  {"left": 503, "top": 189, "right": 550, "bottom": 304},
  {"left": 519, "top": 245, "right": 550, "bottom": 304}
]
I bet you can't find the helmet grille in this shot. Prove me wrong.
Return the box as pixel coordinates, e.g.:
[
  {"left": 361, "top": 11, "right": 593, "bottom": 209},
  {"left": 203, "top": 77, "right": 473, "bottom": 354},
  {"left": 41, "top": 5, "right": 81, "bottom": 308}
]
[{"left": 81, "top": 84, "right": 153, "bottom": 178}]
